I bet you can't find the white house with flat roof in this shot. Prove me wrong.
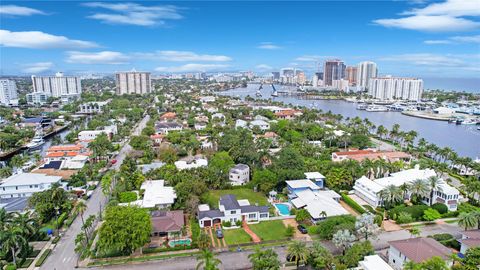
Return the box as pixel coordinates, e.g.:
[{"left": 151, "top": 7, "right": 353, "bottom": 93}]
[
  {"left": 353, "top": 167, "right": 460, "bottom": 211},
  {"left": 78, "top": 125, "right": 117, "bottom": 141},
  {"left": 0, "top": 173, "right": 63, "bottom": 199},
  {"left": 249, "top": 120, "right": 270, "bottom": 131},
  {"left": 122, "top": 180, "right": 176, "bottom": 208},
  {"left": 304, "top": 172, "right": 325, "bottom": 188},
  {"left": 286, "top": 179, "right": 348, "bottom": 222},
  {"left": 229, "top": 164, "right": 250, "bottom": 186},
  {"left": 174, "top": 158, "right": 208, "bottom": 170},
  {"left": 355, "top": 255, "right": 393, "bottom": 270}
]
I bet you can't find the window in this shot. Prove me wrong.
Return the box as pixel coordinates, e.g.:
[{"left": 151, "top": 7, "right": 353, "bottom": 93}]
[
  {"left": 260, "top": 213, "right": 268, "bottom": 218},
  {"left": 248, "top": 213, "right": 256, "bottom": 219},
  {"left": 231, "top": 210, "right": 236, "bottom": 214}
]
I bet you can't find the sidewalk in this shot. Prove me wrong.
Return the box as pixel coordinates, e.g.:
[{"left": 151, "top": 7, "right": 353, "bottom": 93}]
[{"left": 27, "top": 239, "right": 53, "bottom": 270}]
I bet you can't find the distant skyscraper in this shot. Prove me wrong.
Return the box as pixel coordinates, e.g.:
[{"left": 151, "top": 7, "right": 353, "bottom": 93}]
[
  {"left": 323, "top": 60, "right": 346, "bottom": 86},
  {"left": 345, "top": 66, "right": 358, "bottom": 86},
  {"left": 295, "top": 70, "right": 306, "bottom": 85},
  {"left": 312, "top": 72, "right": 324, "bottom": 87},
  {"left": 31, "top": 72, "right": 82, "bottom": 98},
  {"left": 0, "top": 79, "right": 18, "bottom": 105},
  {"left": 115, "top": 70, "right": 151, "bottom": 95},
  {"left": 368, "top": 77, "right": 423, "bottom": 101},
  {"left": 271, "top": 72, "right": 280, "bottom": 81},
  {"left": 357, "top": 61, "right": 378, "bottom": 90}
]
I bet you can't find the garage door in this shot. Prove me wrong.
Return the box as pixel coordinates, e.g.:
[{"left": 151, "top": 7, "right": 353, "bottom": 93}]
[{"left": 203, "top": 220, "right": 211, "bottom": 227}]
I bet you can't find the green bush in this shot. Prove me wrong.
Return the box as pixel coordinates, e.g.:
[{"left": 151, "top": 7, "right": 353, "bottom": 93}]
[
  {"left": 52, "top": 236, "right": 61, "bottom": 244},
  {"left": 235, "top": 220, "right": 242, "bottom": 227},
  {"left": 341, "top": 194, "right": 366, "bottom": 214},
  {"left": 18, "top": 258, "right": 34, "bottom": 268},
  {"left": 389, "top": 204, "right": 429, "bottom": 221},
  {"left": 423, "top": 208, "right": 441, "bottom": 221},
  {"left": 374, "top": 214, "right": 383, "bottom": 226},
  {"left": 428, "top": 234, "right": 461, "bottom": 250},
  {"left": 431, "top": 203, "right": 448, "bottom": 214},
  {"left": 5, "top": 264, "right": 16, "bottom": 270},
  {"left": 285, "top": 225, "right": 295, "bottom": 237},
  {"left": 442, "top": 211, "right": 459, "bottom": 218},
  {"left": 222, "top": 221, "right": 232, "bottom": 227},
  {"left": 308, "top": 215, "right": 356, "bottom": 239},
  {"left": 396, "top": 212, "right": 414, "bottom": 224},
  {"left": 28, "top": 249, "right": 41, "bottom": 258},
  {"left": 458, "top": 203, "right": 480, "bottom": 213},
  {"left": 190, "top": 219, "right": 200, "bottom": 243},
  {"left": 35, "top": 249, "right": 52, "bottom": 267},
  {"left": 118, "top": 191, "right": 137, "bottom": 203}
]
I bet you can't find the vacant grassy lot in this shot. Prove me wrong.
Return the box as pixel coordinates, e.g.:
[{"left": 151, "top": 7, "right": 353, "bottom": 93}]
[
  {"left": 224, "top": 229, "right": 252, "bottom": 246},
  {"left": 249, "top": 220, "right": 287, "bottom": 241},
  {"left": 202, "top": 189, "right": 269, "bottom": 208}
]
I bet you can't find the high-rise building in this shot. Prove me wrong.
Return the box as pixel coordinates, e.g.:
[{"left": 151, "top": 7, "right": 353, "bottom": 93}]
[
  {"left": 345, "top": 66, "right": 358, "bottom": 86},
  {"left": 312, "top": 72, "right": 324, "bottom": 87},
  {"left": 0, "top": 79, "right": 18, "bottom": 105},
  {"left": 323, "top": 60, "right": 346, "bottom": 86},
  {"left": 115, "top": 71, "right": 151, "bottom": 95},
  {"left": 295, "top": 70, "right": 306, "bottom": 85},
  {"left": 271, "top": 72, "right": 280, "bottom": 81},
  {"left": 357, "top": 61, "right": 378, "bottom": 90},
  {"left": 332, "top": 79, "right": 350, "bottom": 92},
  {"left": 368, "top": 77, "right": 423, "bottom": 101},
  {"left": 31, "top": 72, "right": 82, "bottom": 98}
]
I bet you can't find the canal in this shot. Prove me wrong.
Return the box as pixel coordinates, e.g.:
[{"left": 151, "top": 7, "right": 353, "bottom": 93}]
[{"left": 220, "top": 84, "right": 480, "bottom": 159}]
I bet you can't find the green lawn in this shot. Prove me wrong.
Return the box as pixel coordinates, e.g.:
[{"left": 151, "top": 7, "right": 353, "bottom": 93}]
[
  {"left": 202, "top": 189, "right": 269, "bottom": 208},
  {"left": 249, "top": 220, "right": 287, "bottom": 241},
  {"left": 224, "top": 229, "right": 252, "bottom": 246}
]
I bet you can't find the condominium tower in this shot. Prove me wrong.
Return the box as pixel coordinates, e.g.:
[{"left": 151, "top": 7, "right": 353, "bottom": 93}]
[
  {"left": 115, "top": 71, "right": 151, "bottom": 95},
  {"left": 31, "top": 72, "right": 82, "bottom": 98},
  {"left": 345, "top": 66, "right": 358, "bottom": 86},
  {"left": 368, "top": 77, "right": 423, "bottom": 101},
  {"left": 0, "top": 79, "right": 18, "bottom": 105},
  {"left": 356, "top": 61, "right": 378, "bottom": 90},
  {"left": 323, "top": 60, "right": 346, "bottom": 86}
]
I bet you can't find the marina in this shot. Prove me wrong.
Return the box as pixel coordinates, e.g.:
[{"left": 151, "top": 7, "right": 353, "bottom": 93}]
[{"left": 220, "top": 84, "right": 480, "bottom": 159}]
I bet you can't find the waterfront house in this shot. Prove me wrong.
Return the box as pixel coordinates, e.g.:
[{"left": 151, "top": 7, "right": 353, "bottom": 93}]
[
  {"left": 388, "top": 238, "right": 452, "bottom": 269},
  {"left": 197, "top": 194, "right": 269, "bottom": 228},
  {"left": 286, "top": 179, "right": 348, "bottom": 222},
  {"left": 78, "top": 125, "right": 117, "bottom": 141},
  {"left": 332, "top": 149, "right": 411, "bottom": 163},
  {"left": 150, "top": 210, "right": 185, "bottom": 237},
  {"left": 353, "top": 167, "right": 460, "bottom": 211},
  {"left": 229, "top": 164, "right": 250, "bottom": 186},
  {"left": 44, "top": 144, "right": 90, "bottom": 163},
  {"left": 459, "top": 230, "right": 480, "bottom": 254}
]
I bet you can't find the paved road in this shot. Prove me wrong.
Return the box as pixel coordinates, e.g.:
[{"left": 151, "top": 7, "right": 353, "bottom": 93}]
[{"left": 41, "top": 115, "right": 150, "bottom": 270}]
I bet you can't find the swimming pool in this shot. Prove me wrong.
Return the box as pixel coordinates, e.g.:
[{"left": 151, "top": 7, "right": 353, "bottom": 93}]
[
  {"left": 168, "top": 238, "right": 192, "bottom": 247},
  {"left": 274, "top": 203, "right": 291, "bottom": 216}
]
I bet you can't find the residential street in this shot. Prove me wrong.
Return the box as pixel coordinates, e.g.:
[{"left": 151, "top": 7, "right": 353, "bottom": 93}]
[{"left": 41, "top": 114, "right": 150, "bottom": 270}]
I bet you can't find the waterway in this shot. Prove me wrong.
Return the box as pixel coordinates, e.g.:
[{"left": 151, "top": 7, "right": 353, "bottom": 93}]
[{"left": 219, "top": 84, "right": 480, "bottom": 159}]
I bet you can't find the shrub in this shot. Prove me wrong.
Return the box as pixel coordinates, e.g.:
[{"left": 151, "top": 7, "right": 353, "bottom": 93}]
[
  {"left": 295, "top": 209, "right": 311, "bottom": 222},
  {"left": 285, "top": 225, "right": 295, "bottom": 237},
  {"left": 222, "top": 221, "right": 232, "bottom": 227},
  {"left": 190, "top": 219, "right": 200, "bottom": 243},
  {"left": 458, "top": 203, "right": 480, "bottom": 213},
  {"left": 118, "top": 191, "right": 137, "bottom": 203},
  {"left": 52, "top": 236, "right": 61, "bottom": 244},
  {"left": 235, "top": 220, "right": 242, "bottom": 227},
  {"left": 55, "top": 212, "right": 68, "bottom": 228},
  {"left": 389, "top": 204, "right": 429, "bottom": 221},
  {"left": 5, "top": 264, "right": 16, "bottom": 270},
  {"left": 431, "top": 203, "right": 448, "bottom": 214},
  {"left": 428, "top": 234, "right": 461, "bottom": 250},
  {"left": 423, "top": 208, "right": 441, "bottom": 221},
  {"left": 442, "top": 211, "right": 459, "bottom": 218},
  {"left": 18, "top": 258, "right": 34, "bottom": 268},
  {"left": 35, "top": 249, "right": 52, "bottom": 267},
  {"left": 374, "top": 214, "right": 383, "bottom": 226},
  {"left": 308, "top": 215, "right": 356, "bottom": 239},
  {"left": 341, "top": 194, "right": 366, "bottom": 214},
  {"left": 396, "top": 212, "right": 414, "bottom": 224}
]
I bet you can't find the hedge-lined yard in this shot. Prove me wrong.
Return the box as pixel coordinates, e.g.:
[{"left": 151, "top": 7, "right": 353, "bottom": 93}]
[
  {"left": 341, "top": 194, "right": 366, "bottom": 214},
  {"left": 35, "top": 249, "right": 52, "bottom": 267}
]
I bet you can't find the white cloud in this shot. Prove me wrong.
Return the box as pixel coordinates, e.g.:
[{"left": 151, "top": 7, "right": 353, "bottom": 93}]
[
  {"left": 155, "top": 63, "right": 229, "bottom": 72},
  {"left": 374, "top": 0, "right": 480, "bottom": 32},
  {"left": 295, "top": 55, "right": 336, "bottom": 62},
  {"left": 0, "top": 5, "right": 45, "bottom": 16},
  {"left": 255, "top": 64, "right": 274, "bottom": 71},
  {"left": 374, "top": 15, "right": 480, "bottom": 32},
  {"left": 0, "top": 30, "right": 98, "bottom": 49},
  {"left": 136, "top": 51, "right": 231, "bottom": 62},
  {"left": 66, "top": 51, "right": 129, "bottom": 64},
  {"left": 257, "top": 42, "right": 282, "bottom": 50},
  {"left": 380, "top": 53, "right": 466, "bottom": 67},
  {"left": 425, "top": 35, "right": 480, "bottom": 44},
  {"left": 84, "top": 2, "right": 182, "bottom": 26},
  {"left": 22, "top": 62, "right": 54, "bottom": 73}
]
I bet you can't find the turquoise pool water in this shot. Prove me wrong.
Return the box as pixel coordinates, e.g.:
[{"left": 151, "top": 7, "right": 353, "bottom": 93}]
[
  {"left": 168, "top": 239, "right": 192, "bottom": 247},
  {"left": 274, "top": 203, "right": 290, "bottom": 215}
]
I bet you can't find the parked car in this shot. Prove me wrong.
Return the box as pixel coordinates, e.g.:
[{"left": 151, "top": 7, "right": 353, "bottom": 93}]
[
  {"left": 297, "top": 225, "right": 308, "bottom": 234},
  {"left": 216, "top": 228, "right": 223, "bottom": 239},
  {"left": 110, "top": 159, "right": 117, "bottom": 165}
]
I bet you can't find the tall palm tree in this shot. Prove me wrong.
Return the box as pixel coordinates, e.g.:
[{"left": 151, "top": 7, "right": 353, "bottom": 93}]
[
  {"left": 12, "top": 212, "right": 37, "bottom": 240},
  {"left": 75, "top": 200, "right": 89, "bottom": 244},
  {"left": 399, "top": 183, "right": 410, "bottom": 200},
  {"left": 379, "top": 185, "right": 403, "bottom": 209},
  {"left": 248, "top": 248, "right": 280, "bottom": 270},
  {"left": 196, "top": 249, "right": 221, "bottom": 270},
  {"left": 427, "top": 176, "right": 443, "bottom": 206},
  {"left": 287, "top": 241, "right": 309, "bottom": 269},
  {"left": 0, "top": 208, "right": 14, "bottom": 230},
  {"left": 458, "top": 212, "right": 478, "bottom": 231},
  {"left": 409, "top": 179, "right": 429, "bottom": 203},
  {"left": 0, "top": 226, "right": 27, "bottom": 266}
]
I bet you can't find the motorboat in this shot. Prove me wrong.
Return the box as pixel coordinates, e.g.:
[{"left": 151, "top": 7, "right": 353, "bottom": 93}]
[
  {"left": 356, "top": 103, "right": 368, "bottom": 110},
  {"left": 26, "top": 129, "right": 45, "bottom": 150},
  {"left": 387, "top": 103, "right": 406, "bottom": 112},
  {"left": 366, "top": 105, "right": 388, "bottom": 112},
  {"left": 462, "top": 118, "right": 479, "bottom": 125}
]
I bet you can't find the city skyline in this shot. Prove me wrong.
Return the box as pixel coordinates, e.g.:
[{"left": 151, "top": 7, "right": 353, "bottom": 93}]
[{"left": 1, "top": 0, "right": 479, "bottom": 91}]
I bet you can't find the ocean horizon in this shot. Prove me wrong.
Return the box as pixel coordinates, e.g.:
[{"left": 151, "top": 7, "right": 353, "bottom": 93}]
[{"left": 423, "top": 77, "right": 480, "bottom": 93}]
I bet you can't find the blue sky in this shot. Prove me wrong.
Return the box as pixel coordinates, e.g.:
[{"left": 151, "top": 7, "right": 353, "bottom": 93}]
[{"left": 0, "top": 0, "right": 479, "bottom": 90}]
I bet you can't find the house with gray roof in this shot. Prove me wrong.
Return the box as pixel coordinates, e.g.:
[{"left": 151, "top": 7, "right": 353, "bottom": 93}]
[{"left": 197, "top": 194, "right": 269, "bottom": 228}]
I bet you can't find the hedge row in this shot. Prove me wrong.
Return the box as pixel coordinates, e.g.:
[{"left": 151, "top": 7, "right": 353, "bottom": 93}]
[
  {"left": 35, "top": 249, "right": 52, "bottom": 267},
  {"left": 341, "top": 194, "right": 366, "bottom": 214}
]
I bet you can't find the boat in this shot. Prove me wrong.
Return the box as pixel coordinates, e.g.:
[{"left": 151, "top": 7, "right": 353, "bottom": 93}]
[
  {"left": 462, "top": 118, "right": 479, "bottom": 125},
  {"left": 366, "top": 105, "right": 388, "bottom": 112},
  {"left": 357, "top": 103, "right": 368, "bottom": 110},
  {"left": 256, "top": 84, "right": 263, "bottom": 97},
  {"left": 271, "top": 84, "right": 278, "bottom": 97},
  {"left": 26, "top": 128, "right": 45, "bottom": 150},
  {"left": 387, "top": 103, "right": 406, "bottom": 112}
]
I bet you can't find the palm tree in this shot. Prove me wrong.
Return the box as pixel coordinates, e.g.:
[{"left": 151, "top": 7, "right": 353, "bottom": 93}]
[
  {"left": 427, "top": 176, "right": 443, "bottom": 206},
  {"left": 287, "top": 241, "right": 309, "bottom": 269},
  {"left": 248, "top": 248, "right": 280, "bottom": 270},
  {"left": 458, "top": 212, "right": 478, "bottom": 231},
  {"left": 399, "top": 183, "right": 410, "bottom": 200},
  {"left": 473, "top": 211, "right": 480, "bottom": 230},
  {"left": 0, "top": 226, "right": 27, "bottom": 266},
  {"left": 409, "top": 179, "right": 429, "bottom": 203},
  {"left": 75, "top": 200, "right": 89, "bottom": 244},
  {"left": 12, "top": 212, "right": 37, "bottom": 240},
  {"left": 196, "top": 249, "right": 221, "bottom": 270},
  {"left": 379, "top": 185, "right": 403, "bottom": 209},
  {"left": 0, "top": 208, "right": 14, "bottom": 230}
]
